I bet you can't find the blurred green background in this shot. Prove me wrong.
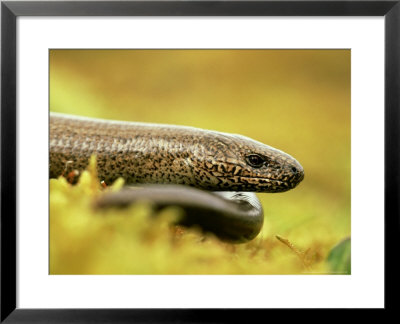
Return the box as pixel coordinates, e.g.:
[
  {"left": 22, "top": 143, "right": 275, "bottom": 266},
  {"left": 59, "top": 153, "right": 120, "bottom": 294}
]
[{"left": 50, "top": 49, "right": 350, "bottom": 274}]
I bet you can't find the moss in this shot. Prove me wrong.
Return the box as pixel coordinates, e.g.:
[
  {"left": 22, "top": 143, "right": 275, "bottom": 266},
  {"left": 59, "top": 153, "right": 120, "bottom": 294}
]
[{"left": 50, "top": 158, "right": 335, "bottom": 275}]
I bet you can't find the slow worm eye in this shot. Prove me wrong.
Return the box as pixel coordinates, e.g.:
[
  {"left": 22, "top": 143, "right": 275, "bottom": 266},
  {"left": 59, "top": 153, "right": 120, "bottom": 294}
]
[{"left": 245, "top": 154, "right": 265, "bottom": 168}]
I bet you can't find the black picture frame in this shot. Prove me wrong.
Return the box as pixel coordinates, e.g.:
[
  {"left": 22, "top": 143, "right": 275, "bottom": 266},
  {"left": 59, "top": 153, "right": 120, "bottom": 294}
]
[{"left": 1, "top": 0, "right": 399, "bottom": 321}]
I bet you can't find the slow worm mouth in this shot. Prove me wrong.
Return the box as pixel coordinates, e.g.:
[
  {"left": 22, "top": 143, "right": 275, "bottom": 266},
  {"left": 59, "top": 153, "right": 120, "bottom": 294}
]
[
  {"left": 242, "top": 175, "right": 305, "bottom": 190},
  {"left": 232, "top": 176, "right": 294, "bottom": 189}
]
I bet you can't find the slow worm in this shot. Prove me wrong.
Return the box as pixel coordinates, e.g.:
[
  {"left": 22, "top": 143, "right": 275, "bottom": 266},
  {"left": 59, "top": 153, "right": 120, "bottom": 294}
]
[{"left": 50, "top": 113, "right": 304, "bottom": 243}]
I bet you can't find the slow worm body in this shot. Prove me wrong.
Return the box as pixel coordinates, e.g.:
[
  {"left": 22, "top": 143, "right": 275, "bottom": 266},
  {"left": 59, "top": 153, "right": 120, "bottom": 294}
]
[{"left": 50, "top": 113, "right": 304, "bottom": 243}]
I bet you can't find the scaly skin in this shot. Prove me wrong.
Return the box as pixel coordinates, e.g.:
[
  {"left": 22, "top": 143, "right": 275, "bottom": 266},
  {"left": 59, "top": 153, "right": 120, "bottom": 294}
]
[{"left": 50, "top": 113, "right": 304, "bottom": 193}]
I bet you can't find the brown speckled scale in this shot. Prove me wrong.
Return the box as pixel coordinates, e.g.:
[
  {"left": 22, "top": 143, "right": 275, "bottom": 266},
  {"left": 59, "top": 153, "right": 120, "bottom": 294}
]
[{"left": 50, "top": 113, "right": 304, "bottom": 193}]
